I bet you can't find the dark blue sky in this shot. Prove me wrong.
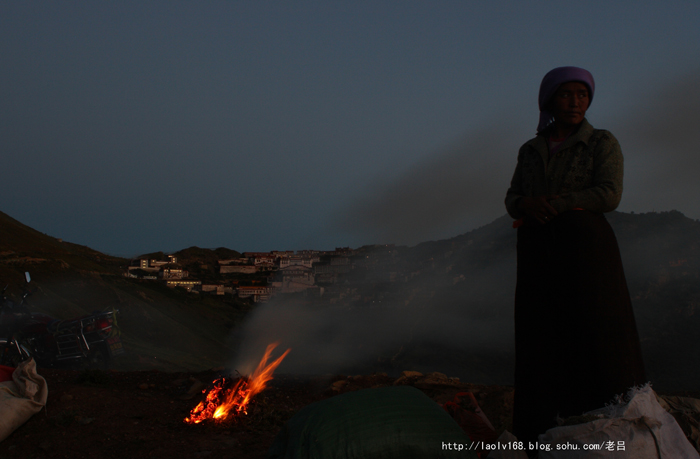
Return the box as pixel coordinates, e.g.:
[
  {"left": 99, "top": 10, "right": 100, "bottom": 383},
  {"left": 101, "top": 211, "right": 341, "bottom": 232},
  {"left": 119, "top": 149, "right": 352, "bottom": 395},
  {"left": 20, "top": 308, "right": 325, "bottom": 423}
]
[{"left": 2, "top": 1, "right": 699, "bottom": 256}]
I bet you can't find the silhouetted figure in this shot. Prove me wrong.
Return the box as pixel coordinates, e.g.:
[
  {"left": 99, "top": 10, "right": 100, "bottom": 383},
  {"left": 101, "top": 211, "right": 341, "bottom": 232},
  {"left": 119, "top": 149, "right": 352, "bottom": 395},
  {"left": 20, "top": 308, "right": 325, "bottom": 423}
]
[{"left": 505, "top": 67, "right": 646, "bottom": 448}]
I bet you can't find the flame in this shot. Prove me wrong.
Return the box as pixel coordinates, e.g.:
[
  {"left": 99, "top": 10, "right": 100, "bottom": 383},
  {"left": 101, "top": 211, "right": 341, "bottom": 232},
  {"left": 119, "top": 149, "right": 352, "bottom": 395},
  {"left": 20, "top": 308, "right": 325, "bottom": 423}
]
[{"left": 184, "top": 342, "right": 291, "bottom": 424}]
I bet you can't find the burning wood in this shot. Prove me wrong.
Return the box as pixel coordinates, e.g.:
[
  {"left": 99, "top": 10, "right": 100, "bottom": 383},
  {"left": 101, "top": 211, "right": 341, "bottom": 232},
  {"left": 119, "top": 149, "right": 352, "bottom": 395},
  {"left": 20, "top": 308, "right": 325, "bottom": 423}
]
[{"left": 184, "top": 343, "right": 291, "bottom": 424}]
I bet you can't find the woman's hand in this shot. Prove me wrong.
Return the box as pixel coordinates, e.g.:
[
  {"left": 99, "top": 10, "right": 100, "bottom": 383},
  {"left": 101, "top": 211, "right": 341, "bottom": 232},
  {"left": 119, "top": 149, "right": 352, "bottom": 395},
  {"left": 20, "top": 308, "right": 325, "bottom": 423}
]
[{"left": 518, "top": 195, "right": 559, "bottom": 225}]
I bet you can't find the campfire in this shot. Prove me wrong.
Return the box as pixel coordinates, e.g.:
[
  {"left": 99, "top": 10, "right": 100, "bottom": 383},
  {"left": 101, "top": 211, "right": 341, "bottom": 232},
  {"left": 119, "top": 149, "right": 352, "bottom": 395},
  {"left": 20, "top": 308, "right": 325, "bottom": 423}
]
[{"left": 185, "top": 343, "right": 291, "bottom": 424}]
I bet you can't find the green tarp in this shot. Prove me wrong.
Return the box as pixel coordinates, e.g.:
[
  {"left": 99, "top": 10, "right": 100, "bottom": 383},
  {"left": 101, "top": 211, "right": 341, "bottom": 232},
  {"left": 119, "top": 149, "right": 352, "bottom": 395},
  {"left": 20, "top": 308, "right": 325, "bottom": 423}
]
[{"left": 267, "top": 385, "right": 477, "bottom": 459}]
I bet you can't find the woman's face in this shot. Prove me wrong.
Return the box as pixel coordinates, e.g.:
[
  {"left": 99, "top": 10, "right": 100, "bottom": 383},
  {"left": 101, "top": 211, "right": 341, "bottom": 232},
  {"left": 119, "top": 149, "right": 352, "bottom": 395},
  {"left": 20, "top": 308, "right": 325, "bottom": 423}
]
[{"left": 550, "top": 81, "right": 590, "bottom": 128}]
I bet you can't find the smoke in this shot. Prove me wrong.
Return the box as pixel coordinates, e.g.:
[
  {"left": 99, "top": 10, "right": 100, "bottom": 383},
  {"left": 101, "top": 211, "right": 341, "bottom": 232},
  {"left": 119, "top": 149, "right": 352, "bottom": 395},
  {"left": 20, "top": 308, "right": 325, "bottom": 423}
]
[
  {"left": 228, "top": 290, "right": 512, "bottom": 379},
  {"left": 224, "top": 124, "right": 519, "bottom": 380},
  {"left": 229, "top": 72, "right": 700, "bottom": 382},
  {"left": 331, "top": 125, "right": 526, "bottom": 246},
  {"left": 616, "top": 72, "right": 700, "bottom": 216},
  {"left": 333, "top": 72, "right": 700, "bottom": 246}
]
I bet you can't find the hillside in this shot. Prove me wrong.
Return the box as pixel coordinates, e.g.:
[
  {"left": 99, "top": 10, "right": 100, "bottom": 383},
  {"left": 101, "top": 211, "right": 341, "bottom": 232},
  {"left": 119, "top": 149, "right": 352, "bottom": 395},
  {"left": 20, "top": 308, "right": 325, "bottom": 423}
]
[
  {"left": 368, "top": 210, "right": 700, "bottom": 391},
  {"left": 221, "top": 210, "right": 700, "bottom": 391},
  {"left": 0, "top": 210, "right": 252, "bottom": 372},
  {"left": 3, "top": 209, "right": 700, "bottom": 391},
  {"left": 0, "top": 211, "right": 124, "bottom": 279}
]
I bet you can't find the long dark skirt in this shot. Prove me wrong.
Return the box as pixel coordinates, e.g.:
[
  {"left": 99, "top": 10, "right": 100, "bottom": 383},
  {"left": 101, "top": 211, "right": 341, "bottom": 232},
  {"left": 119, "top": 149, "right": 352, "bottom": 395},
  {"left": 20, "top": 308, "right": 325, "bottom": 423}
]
[{"left": 511, "top": 210, "right": 646, "bottom": 445}]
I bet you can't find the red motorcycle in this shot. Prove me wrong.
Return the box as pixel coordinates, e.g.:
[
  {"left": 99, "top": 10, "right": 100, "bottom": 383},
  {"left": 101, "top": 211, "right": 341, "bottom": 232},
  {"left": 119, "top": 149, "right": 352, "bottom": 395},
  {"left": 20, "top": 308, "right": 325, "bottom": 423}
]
[{"left": 0, "top": 272, "right": 124, "bottom": 368}]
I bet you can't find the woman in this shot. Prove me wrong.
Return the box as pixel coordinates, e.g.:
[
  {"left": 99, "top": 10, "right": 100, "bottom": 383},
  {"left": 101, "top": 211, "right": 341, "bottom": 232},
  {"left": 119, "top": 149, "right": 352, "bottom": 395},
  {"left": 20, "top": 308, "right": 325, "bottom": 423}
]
[{"left": 505, "top": 66, "right": 646, "bottom": 445}]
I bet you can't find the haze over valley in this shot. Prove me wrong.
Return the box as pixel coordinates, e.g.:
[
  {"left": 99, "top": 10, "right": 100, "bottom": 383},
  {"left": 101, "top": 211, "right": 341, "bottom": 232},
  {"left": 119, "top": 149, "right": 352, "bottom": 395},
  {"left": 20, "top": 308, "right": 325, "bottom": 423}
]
[{"left": 2, "top": 208, "right": 699, "bottom": 392}]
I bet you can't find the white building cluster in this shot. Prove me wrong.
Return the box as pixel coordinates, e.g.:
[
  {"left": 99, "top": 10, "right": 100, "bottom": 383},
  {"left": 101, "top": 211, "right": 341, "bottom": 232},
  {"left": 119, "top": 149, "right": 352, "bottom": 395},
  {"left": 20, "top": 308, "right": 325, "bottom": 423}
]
[{"left": 126, "top": 248, "right": 356, "bottom": 303}]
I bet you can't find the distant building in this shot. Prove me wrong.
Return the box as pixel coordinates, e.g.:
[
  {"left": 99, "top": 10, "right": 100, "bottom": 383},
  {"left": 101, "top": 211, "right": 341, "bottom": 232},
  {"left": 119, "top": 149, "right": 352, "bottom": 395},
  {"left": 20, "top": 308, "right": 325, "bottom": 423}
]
[
  {"left": 127, "top": 259, "right": 160, "bottom": 274},
  {"left": 202, "top": 284, "right": 227, "bottom": 295},
  {"left": 274, "top": 265, "right": 316, "bottom": 293},
  {"left": 161, "top": 268, "right": 188, "bottom": 279},
  {"left": 237, "top": 286, "right": 275, "bottom": 302},
  {"left": 220, "top": 265, "right": 257, "bottom": 274},
  {"left": 165, "top": 279, "right": 202, "bottom": 291},
  {"left": 278, "top": 256, "right": 315, "bottom": 268}
]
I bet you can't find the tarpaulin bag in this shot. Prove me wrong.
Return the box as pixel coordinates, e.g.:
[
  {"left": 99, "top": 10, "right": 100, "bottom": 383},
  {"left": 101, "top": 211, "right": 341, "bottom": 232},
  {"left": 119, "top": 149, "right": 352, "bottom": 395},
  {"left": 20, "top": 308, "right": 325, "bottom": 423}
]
[{"left": 267, "top": 385, "right": 477, "bottom": 459}]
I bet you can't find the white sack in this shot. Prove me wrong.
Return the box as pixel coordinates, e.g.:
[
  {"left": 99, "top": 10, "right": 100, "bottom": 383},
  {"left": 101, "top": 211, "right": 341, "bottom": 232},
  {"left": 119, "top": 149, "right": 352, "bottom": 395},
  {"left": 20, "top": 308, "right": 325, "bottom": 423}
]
[
  {"left": 537, "top": 384, "right": 699, "bottom": 459},
  {"left": 0, "top": 359, "right": 48, "bottom": 442}
]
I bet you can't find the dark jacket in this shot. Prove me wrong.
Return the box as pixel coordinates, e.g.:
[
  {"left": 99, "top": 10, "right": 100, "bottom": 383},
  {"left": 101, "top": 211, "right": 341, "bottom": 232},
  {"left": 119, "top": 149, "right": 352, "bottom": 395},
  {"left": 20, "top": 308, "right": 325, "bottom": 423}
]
[{"left": 505, "top": 119, "right": 623, "bottom": 219}]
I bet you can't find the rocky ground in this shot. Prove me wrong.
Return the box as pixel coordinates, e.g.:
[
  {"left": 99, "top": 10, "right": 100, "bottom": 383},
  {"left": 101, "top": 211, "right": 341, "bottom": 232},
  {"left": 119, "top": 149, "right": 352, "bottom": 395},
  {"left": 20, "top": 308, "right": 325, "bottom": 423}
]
[{"left": 0, "top": 368, "right": 514, "bottom": 459}]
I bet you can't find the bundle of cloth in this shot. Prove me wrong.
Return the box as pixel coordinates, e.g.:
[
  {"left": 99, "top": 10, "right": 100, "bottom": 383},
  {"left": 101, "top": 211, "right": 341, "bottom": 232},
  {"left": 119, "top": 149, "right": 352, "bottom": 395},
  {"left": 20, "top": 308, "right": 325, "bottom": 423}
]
[{"left": 0, "top": 359, "right": 48, "bottom": 442}]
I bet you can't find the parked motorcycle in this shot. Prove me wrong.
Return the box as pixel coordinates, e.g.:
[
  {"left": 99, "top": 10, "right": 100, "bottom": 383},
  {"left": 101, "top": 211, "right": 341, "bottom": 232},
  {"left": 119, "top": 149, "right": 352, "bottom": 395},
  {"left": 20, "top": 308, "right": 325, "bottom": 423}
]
[{"left": 0, "top": 272, "right": 124, "bottom": 368}]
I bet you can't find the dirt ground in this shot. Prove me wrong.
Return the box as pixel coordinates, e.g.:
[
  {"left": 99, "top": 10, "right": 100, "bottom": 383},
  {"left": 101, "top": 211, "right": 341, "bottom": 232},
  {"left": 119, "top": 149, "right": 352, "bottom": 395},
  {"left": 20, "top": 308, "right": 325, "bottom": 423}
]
[{"left": 0, "top": 368, "right": 514, "bottom": 459}]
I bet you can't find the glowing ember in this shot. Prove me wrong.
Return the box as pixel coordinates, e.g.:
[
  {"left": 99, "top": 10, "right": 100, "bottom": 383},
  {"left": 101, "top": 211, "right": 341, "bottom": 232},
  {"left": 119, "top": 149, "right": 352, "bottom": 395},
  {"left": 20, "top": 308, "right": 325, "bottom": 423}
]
[{"left": 184, "top": 342, "right": 291, "bottom": 424}]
